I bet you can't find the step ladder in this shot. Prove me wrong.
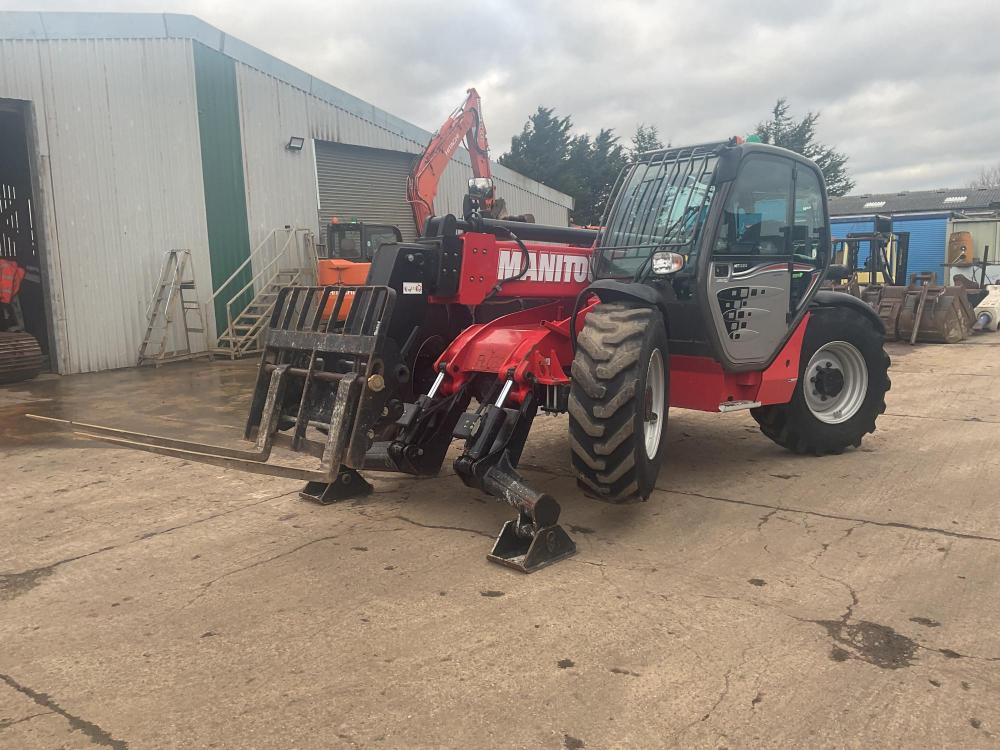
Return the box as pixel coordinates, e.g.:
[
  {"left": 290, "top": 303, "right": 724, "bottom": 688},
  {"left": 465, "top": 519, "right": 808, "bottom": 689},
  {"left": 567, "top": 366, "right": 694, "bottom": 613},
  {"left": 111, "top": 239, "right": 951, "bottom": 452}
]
[{"left": 138, "top": 249, "right": 208, "bottom": 367}]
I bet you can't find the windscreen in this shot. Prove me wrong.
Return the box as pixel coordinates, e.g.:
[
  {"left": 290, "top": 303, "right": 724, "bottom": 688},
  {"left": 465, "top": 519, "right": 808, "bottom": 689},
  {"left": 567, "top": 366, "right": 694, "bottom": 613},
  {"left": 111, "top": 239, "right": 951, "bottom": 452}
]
[
  {"left": 595, "top": 145, "right": 720, "bottom": 279},
  {"left": 326, "top": 226, "right": 363, "bottom": 260}
]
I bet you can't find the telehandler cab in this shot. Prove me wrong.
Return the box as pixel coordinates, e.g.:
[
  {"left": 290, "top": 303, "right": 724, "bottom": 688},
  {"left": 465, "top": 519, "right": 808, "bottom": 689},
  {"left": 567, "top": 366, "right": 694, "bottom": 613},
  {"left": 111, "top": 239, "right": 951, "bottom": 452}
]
[{"left": 34, "top": 139, "right": 890, "bottom": 572}]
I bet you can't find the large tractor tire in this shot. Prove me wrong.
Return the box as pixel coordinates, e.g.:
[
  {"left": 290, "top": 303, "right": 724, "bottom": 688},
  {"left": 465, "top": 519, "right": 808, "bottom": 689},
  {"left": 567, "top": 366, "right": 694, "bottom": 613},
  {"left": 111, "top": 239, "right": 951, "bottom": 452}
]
[
  {"left": 569, "top": 302, "right": 669, "bottom": 502},
  {"left": 751, "top": 306, "right": 890, "bottom": 455},
  {"left": 0, "top": 331, "right": 44, "bottom": 385}
]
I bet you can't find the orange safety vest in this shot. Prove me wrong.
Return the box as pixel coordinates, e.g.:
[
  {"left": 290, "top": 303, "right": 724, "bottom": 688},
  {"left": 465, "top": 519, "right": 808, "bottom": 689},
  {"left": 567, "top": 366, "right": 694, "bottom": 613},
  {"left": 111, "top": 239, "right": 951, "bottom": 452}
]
[{"left": 0, "top": 259, "right": 25, "bottom": 304}]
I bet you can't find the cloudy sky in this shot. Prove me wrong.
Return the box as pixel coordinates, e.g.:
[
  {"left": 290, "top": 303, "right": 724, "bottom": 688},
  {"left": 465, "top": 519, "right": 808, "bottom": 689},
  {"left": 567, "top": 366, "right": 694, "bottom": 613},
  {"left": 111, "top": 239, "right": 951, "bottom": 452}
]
[{"left": 13, "top": 0, "right": 1000, "bottom": 193}]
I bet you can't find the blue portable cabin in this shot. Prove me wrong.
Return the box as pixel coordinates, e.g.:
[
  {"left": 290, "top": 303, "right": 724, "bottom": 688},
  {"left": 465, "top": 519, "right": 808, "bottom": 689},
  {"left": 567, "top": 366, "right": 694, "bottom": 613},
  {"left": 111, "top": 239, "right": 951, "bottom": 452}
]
[{"left": 829, "top": 188, "right": 1000, "bottom": 283}]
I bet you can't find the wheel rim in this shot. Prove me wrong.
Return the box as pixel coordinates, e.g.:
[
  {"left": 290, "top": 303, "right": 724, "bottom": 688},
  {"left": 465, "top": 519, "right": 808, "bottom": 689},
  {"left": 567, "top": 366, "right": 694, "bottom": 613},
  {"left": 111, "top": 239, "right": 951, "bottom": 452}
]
[
  {"left": 643, "top": 348, "right": 665, "bottom": 459},
  {"left": 803, "top": 341, "right": 868, "bottom": 424}
]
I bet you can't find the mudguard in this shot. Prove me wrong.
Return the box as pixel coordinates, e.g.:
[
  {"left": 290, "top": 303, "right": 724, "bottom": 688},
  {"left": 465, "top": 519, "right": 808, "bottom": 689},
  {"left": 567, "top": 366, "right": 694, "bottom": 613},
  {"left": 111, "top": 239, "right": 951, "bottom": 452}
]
[{"left": 812, "top": 290, "right": 886, "bottom": 334}]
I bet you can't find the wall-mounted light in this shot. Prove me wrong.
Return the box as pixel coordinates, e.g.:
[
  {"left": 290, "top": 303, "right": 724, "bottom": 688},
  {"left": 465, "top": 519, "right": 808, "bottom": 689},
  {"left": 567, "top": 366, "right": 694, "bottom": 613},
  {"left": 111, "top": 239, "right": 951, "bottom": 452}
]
[{"left": 286, "top": 136, "right": 305, "bottom": 152}]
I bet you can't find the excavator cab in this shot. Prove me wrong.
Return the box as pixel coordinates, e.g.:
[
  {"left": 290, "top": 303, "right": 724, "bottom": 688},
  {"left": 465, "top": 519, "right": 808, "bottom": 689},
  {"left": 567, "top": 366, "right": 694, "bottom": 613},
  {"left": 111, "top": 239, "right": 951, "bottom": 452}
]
[
  {"left": 317, "top": 221, "right": 404, "bottom": 320},
  {"left": 323, "top": 220, "right": 402, "bottom": 264}
]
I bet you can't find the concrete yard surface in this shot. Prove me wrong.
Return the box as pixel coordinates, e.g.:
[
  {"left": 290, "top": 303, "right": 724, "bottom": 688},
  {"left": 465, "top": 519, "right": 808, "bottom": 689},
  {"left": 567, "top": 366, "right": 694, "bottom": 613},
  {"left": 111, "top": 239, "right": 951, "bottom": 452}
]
[{"left": 1, "top": 336, "right": 999, "bottom": 749}]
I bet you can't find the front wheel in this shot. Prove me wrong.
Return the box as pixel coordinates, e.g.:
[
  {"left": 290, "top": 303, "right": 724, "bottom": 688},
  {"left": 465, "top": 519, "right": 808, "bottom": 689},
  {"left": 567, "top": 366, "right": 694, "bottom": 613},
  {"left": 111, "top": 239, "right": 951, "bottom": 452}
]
[
  {"left": 751, "top": 306, "right": 890, "bottom": 455},
  {"left": 568, "top": 302, "right": 669, "bottom": 502}
]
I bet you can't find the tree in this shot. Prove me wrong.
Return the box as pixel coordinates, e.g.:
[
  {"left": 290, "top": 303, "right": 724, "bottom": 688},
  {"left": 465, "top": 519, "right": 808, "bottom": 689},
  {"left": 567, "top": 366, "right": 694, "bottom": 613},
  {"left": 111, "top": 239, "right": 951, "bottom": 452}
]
[
  {"left": 499, "top": 107, "right": 626, "bottom": 225},
  {"left": 630, "top": 123, "right": 663, "bottom": 159},
  {"left": 755, "top": 99, "right": 855, "bottom": 197},
  {"left": 969, "top": 163, "right": 1000, "bottom": 188},
  {"left": 498, "top": 107, "right": 573, "bottom": 189},
  {"left": 565, "top": 128, "right": 628, "bottom": 225}
]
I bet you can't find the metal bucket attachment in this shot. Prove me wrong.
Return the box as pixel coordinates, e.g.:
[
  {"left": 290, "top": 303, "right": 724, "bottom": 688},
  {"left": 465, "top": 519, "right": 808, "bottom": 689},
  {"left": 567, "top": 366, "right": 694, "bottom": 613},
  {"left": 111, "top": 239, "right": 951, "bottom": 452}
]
[
  {"left": 897, "top": 274, "right": 975, "bottom": 344},
  {"left": 871, "top": 285, "right": 906, "bottom": 341},
  {"left": 29, "top": 285, "right": 397, "bottom": 482}
]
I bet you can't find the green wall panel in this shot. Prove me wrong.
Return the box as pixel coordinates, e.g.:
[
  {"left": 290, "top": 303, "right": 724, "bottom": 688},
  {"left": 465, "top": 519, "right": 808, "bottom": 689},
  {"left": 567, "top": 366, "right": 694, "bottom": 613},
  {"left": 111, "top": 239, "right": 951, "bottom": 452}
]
[{"left": 192, "top": 42, "right": 252, "bottom": 331}]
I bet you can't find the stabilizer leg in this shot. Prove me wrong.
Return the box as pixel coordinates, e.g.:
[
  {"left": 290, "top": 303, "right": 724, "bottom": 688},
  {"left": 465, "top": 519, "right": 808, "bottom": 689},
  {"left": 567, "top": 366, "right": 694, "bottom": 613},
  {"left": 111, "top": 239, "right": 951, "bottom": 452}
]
[
  {"left": 454, "top": 389, "right": 577, "bottom": 573},
  {"left": 300, "top": 466, "right": 374, "bottom": 505},
  {"left": 483, "top": 453, "right": 576, "bottom": 572},
  {"left": 489, "top": 514, "right": 577, "bottom": 574}
]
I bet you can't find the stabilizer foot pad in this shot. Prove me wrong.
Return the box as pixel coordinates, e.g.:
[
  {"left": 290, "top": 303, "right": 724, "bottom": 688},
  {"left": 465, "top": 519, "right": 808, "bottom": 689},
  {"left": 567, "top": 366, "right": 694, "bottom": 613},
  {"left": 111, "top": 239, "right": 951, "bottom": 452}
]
[
  {"left": 300, "top": 467, "right": 374, "bottom": 505},
  {"left": 487, "top": 520, "right": 577, "bottom": 573}
]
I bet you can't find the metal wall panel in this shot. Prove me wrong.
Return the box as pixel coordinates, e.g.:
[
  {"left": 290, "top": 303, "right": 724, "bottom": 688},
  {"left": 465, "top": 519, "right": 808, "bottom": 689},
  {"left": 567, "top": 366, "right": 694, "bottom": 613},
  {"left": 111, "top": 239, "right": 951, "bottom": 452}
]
[
  {"left": 193, "top": 42, "right": 253, "bottom": 328},
  {"left": 892, "top": 215, "right": 948, "bottom": 281},
  {"left": 236, "top": 65, "right": 317, "bottom": 260},
  {"left": 0, "top": 38, "right": 212, "bottom": 374},
  {"left": 235, "top": 62, "right": 572, "bottom": 249}
]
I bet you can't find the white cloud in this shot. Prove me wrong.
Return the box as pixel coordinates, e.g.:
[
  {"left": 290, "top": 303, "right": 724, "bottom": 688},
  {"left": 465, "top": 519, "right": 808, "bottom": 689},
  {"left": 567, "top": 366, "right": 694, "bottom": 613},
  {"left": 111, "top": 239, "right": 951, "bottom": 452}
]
[{"left": 15, "top": 0, "right": 1000, "bottom": 193}]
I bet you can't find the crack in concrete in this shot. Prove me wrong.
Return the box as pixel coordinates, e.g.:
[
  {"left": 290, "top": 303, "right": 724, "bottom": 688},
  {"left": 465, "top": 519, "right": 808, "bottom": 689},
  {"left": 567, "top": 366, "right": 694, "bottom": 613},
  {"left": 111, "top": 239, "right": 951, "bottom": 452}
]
[
  {"left": 0, "top": 547, "right": 115, "bottom": 601},
  {"left": 884, "top": 412, "right": 998, "bottom": 424},
  {"left": 756, "top": 509, "right": 778, "bottom": 531},
  {"left": 0, "top": 710, "right": 55, "bottom": 730},
  {"left": 811, "top": 522, "right": 865, "bottom": 565},
  {"left": 0, "top": 674, "right": 128, "bottom": 748},
  {"left": 666, "top": 488, "right": 1000, "bottom": 545},
  {"left": 183, "top": 534, "right": 340, "bottom": 609},
  {"left": 387, "top": 514, "right": 494, "bottom": 539},
  {"left": 700, "top": 666, "right": 733, "bottom": 722},
  {"left": 0, "top": 489, "right": 299, "bottom": 602}
]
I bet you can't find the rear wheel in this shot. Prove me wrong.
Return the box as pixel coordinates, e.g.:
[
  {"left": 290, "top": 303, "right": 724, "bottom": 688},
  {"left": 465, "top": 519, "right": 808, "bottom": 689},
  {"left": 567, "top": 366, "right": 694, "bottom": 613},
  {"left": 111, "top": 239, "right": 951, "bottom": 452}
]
[
  {"left": 751, "top": 306, "right": 890, "bottom": 455},
  {"left": 569, "top": 302, "right": 669, "bottom": 502},
  {"left": 0, "top": 331, "right": 43, "bottom": 384}
]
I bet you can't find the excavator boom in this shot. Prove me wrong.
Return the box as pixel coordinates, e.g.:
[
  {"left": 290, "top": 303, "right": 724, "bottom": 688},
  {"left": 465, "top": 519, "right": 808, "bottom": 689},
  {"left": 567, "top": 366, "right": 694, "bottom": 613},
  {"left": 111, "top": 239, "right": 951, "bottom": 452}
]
[{"left": 406, "top": 88, "right": 490, "bottom": 235}]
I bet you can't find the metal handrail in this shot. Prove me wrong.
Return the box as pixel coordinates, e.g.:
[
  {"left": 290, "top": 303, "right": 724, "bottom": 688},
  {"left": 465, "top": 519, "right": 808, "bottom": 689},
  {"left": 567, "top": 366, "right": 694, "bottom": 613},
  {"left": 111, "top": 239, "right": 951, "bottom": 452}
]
[
  {"left": 223, "top": 231, "right": 296, "bottom": 334},
  {"left": 205, "top": 227, "right": 312, "bottom": 347}
]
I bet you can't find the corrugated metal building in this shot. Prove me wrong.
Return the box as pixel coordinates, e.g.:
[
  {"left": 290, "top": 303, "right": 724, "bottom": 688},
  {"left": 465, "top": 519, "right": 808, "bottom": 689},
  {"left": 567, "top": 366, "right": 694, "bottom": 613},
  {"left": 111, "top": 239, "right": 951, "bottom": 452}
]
[
  {"left": 0, "top": 11, "right": 574, "bottom": 374},
  {"left": 830, "top": 187, "right": 1000, "bottom": 283}
]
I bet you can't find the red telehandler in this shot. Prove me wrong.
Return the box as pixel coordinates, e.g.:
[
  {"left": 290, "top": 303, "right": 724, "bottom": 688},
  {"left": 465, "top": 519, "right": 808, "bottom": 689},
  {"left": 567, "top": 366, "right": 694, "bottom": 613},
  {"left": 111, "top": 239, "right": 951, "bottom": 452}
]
[{"left": 35, "top": 139, "right": 891, "bottom": 572}]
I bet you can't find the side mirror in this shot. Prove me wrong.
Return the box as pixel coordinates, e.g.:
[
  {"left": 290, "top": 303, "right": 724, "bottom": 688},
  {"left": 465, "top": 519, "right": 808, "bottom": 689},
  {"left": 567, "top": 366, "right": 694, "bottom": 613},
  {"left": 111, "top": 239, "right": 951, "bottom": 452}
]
[{"left": 468, "top": 177, "right": 495, "bottom": 199}]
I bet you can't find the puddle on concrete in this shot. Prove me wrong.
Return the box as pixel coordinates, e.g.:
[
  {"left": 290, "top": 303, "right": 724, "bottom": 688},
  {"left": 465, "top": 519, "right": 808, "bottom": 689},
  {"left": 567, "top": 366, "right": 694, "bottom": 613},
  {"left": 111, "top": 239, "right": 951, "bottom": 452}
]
[{"left": 817, "top": 619, "right": 918, "bottom": 669}]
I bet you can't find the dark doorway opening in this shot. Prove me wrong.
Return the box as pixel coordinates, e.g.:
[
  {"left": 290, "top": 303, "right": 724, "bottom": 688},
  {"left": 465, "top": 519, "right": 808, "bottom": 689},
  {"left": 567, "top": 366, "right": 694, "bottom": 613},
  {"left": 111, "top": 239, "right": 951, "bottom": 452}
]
[{"left": 0, "top": 101, "right": 52, "bottom": 368}]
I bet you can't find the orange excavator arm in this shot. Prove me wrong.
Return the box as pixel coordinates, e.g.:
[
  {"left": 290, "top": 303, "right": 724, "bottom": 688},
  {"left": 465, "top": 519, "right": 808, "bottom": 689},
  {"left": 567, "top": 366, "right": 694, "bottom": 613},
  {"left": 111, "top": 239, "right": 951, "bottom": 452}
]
[{"left": 406, "top": 87, "right": 491, "bottom": 236}]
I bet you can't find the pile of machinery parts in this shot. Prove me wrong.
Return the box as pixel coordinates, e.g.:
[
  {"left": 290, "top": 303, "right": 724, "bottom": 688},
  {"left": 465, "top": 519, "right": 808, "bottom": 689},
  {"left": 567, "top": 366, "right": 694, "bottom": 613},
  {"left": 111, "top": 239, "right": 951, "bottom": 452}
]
[
  {"left": 826, "top": 233, "right": 978, "bottom": 344},
  {"left": 865, "top": 273, "right": 976, "bottom": 344},
  {"left": 32, "top": 139, "right": 893, "bottom": 573}
]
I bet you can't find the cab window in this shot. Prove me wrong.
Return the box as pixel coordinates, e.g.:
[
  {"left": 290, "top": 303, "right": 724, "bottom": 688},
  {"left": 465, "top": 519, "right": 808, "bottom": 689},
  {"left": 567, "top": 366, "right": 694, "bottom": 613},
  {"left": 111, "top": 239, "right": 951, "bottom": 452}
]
[
  {"left": 792, "top": 167, "right": 826, "bottom": 262},
  {"left": 366, "top": 227, "right": 401, "bottom": 259},
  {"left": 328, "top": 227, "right": 363, "bottom": 260},
  {"left": 714, "top": 156, "right": 793, "bottom": 257}
]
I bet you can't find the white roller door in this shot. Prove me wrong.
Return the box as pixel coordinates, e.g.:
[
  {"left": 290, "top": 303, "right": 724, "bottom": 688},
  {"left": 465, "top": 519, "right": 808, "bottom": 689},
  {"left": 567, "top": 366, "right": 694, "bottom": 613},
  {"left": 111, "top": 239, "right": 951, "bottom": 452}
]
[{"left": 314, "top": 141, "right": 418, "bottom": 241}]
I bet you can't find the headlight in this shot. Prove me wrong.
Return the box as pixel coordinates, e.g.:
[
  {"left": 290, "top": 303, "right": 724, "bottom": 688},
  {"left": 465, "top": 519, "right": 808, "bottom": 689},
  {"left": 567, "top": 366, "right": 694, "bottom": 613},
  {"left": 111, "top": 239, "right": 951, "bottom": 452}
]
[{"left": 651, "top": 251, "right": 685, "bottom": 275}]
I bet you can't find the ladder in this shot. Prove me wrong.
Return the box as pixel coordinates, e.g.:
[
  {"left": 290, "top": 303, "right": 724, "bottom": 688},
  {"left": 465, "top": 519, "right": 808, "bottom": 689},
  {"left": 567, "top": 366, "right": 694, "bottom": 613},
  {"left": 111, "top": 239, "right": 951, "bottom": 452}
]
[{"left": 138, "top": 249, "right": 208, "bottom": 367}]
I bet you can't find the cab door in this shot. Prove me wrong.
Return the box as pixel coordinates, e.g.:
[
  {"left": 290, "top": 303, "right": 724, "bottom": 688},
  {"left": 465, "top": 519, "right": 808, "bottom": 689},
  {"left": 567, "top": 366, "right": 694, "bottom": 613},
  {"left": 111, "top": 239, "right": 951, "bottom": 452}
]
[{"left": 703, "top": 154, "right": 797, "bottom": 368}]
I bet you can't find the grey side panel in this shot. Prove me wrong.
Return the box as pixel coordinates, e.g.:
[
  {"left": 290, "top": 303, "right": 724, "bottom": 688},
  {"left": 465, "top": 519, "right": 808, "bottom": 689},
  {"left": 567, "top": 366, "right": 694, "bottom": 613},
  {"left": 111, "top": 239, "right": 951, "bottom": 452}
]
[
  {"left": 314, "top": 140, "right": 417, "bottom": 242},
  {"left": 708, "top": 260, "right": 791, "bottom": 365}
]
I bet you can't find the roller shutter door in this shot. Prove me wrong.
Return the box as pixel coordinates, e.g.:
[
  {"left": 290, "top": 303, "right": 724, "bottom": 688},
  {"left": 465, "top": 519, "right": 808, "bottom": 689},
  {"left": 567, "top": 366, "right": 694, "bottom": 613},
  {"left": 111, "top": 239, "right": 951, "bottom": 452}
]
[{"left": 314, "top": 141, "right": 418, "bottom": 241}]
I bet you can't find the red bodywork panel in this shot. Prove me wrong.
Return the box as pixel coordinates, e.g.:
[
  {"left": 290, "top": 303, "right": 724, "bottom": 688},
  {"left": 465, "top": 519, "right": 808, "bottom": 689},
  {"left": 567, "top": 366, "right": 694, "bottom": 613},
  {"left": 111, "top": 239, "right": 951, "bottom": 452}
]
[
  {"left": 429, "top": 232, "right": 592, "bottom": 306},
  {"left": 669, "top": 313, "right": 809, "bottom": 411},
  {"left": 436, "top": 301, "right": 594, "bottom": 406}
]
